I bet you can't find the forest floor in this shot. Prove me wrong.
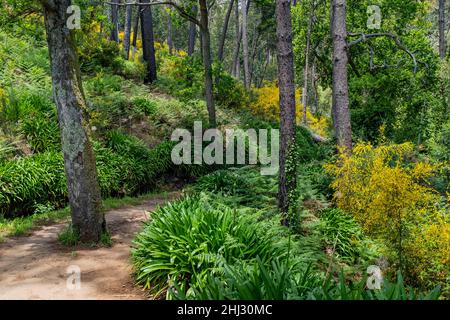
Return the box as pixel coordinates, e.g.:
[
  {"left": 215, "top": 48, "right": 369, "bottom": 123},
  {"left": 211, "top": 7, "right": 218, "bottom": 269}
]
[{"left": 0, "top": 192, "right": 180, "bottom": 300}]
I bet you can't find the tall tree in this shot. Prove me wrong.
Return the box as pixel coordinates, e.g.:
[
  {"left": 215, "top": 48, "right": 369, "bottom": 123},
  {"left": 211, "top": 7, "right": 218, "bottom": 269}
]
[
  {"left": 167, "top": 5, "right": 174, "bottom": 55},
  {"left": 199, "top": 0, "right": 216, "bottom": 126},
  {"left": 438, "top": 0, "right": 446, "bottom": 59},
  {"left": 231, "top": 0, "right": 251, "bottom": 77},
  {"left": 188, "top": 5, "right": 198, "bottom": 56},
  {"left": 131, "top": 6, "right": 140, "bottom": 60},
  {"left": 140, "top": 0, "right": 157, "bottom": 84},
  {"left": 110, "top": 0, "right": 120, "bottom": 43},
  {"left": 275, "top": 0, "right": 297, "bottom": 224},
  {"left": 232, "top": 0, "right": 240, "bottom": 77},
  {"left": 331, "top": 0, "right": 352, "bottom": 152},
  {"left": 218, "top": 0, "right": 235, "bottom": 62},
  {"left": 40, "top": 0, "right": 105, "bottom": 242},
  {"left": 242, "top": 0, "right": 251, "bottom": 88},
  {"left": 123, "top": 3, "right": 133, "bottom": 60},
  {"left": 302, "top": 2, "right": 314, "bottom": 124}
]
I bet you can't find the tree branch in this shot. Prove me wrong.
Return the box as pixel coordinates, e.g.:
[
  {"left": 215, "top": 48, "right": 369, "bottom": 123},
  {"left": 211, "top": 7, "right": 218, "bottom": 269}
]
[
  {"left": 104, "top": 1, "right": 200, "bottom": 26},
  {"left": 348, "top": 32, "right": 418, "bottom": 73}
]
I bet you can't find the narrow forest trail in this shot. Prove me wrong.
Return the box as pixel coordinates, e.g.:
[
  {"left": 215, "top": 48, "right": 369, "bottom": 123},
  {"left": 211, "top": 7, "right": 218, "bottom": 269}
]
[{"left": 0, "top": 192, "right": 180, "bottom": 300}]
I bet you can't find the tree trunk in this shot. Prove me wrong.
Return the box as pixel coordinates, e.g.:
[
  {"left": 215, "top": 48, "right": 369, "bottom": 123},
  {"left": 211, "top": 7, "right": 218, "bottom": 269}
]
[
  {"left": 242, "top": 0, "right": 251, "bottom": 88},
  {"left": 439, "top": 0, "right": 446, "bottom": 59},
  {"left": 311, "top": 62, "right": 319, "bottom": 114},
  {"left": 232, "top": 0, "right": 251, "bottom": 77},
  {"left": 131, "top": 7, "right": 140, "bottom": 61},
  {"left": 188, "top": 5, "right": 198, "bottom": 56},
  {"left": 140, "top": 0, "right": 157, "bottom": 84},
  {"left": 275, "top": 0, "right": 297, "bottom": 224},
  {"left": 258, "top": 46, "right": 270, "bottom": 87},
  {"left": 302, "top": 7, "right": 313, "bottom": 124},
  {"left": 199, "top": 0, "right": 216, "bottom": 127},
  {"left": 41, "top": 0, "right": 105, "bottom": 242},
  {"left": 232, "top": 0, "right": 240, "bottom": 77},
  {"left": 123, "top": 3, "right": 133, "bottom": 60},
  {"left": 249, "top": 27, "right": 260, "bottom": 85},
  {"left": 218, "top": 0, "right": 235, "bottom": 62},
  {"left": 109, "top": 0, "right": 120, "bottom": 43},
  {"left": 331, "top": 0, "right": 352, "bottom": 152},
  {"left": 167, "top": 5, "right": 173, "bottom": 55}
]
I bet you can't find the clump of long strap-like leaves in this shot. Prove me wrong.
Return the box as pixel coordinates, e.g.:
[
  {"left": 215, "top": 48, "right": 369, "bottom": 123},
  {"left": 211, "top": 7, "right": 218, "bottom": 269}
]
[{"left": 131, "top": 196, "right": 292, "bottom": 298}]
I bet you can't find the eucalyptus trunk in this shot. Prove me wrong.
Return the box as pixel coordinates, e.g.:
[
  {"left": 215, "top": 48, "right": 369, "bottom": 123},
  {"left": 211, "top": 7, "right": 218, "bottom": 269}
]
[
  {"left": 109, "top": 0, "right": 120, "bottom": 43},
  {"left": 188, "top": 5, "right": 198, "bottom": 56},
  {"left": 439, "top": 0, "right": 446, "bottom": 59},
  {"left": 275, "top": 0, "right": 297, "bottom": 224},
  {"left": 302, "top": 7, "right": 313, "bottom": 124},
  {"left": 40, "top": 0, "right": 105, "bottom": 242},
  {"left": 131, "top": 6, "right": 140, "bottom": 60},
  {"left": 140, "top": 0, "right": 157, "bottom": 84},
  {"left": 123, "top": 3, "right": 133, "bottom": 60},
  {"left": 218, "top": 0, "right": 235, "bottom": 62},
  {"left": 331, "top": 0, "right": 352, "bottom": 153},
  {"left": 167, "top": 6, "right": 174, "bottom": 55},
  {"left": 242, "top": 0, "right": 251, "bottom": 88},
  {"left": 199, "top": 0, "right": 216, "bottom": 127}
]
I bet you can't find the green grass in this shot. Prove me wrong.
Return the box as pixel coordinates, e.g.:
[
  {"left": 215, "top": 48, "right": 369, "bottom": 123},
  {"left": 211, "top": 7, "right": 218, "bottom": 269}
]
[
  {"left": 57, "top": 225, "right": 113, "bottom": 247},
  {"left": 57, "top": 224, "right": 80, "bottom": 246},
  {"left": 0, "top": 190, "right": 172, "bottom": 240}
]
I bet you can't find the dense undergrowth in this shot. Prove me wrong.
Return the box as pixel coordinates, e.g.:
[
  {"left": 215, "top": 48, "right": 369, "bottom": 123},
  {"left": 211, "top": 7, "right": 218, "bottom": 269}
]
[
  {"left": 1, "top": 25, "right": 448, "bottom": 301},
  {"left": 132, "top": 166, "right": 442, "bottom": 300}
]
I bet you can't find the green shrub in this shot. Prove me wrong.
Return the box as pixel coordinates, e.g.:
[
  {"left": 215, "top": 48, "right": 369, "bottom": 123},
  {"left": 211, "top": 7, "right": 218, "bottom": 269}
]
[
  {"left": 132, "top": 196, "right": 288, "bottom": 298},
  {"left": 132, "top": 97, "right": 158, "bottom": 117},
  {"left": 58, "top": 224, "right": 80, "bottom": 246},
  {"left": 78, "top": 37, "right": 122, "bottom": 74},
  {"left": 317, "top": 208, "right": 369, "bottom": 262},
  {"left": 0, "top": 133, "right": 178, "bottom": 217},
  {"left": 20, "top": 115, "right": 60, "bottom": 153},
  {"left": 0, "top": 151, "right": 67, "bottom": 217},
  {"left": 214, "top": 67, "right": 250, "bottom": 109},
  {"left": 193, "top": 170, "right": 250, "bottom": 196},
  {"left": 172, "top": 261, "right": 440, "bottom": 300},
  {"left": 314, "top": 271, "right": 441, "bottom": 300},
  {"left": 172, "top": 258, "right": 319, "bottom": 300}
]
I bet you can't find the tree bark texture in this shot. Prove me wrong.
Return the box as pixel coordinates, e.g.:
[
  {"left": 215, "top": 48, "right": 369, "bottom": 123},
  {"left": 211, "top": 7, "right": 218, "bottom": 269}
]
[
  {"left": 275, "top": 0, "right": 297, "bottom": 224},
  {"left": 331, "top": 0, "right": 352, "bottom": 152},
  {"left": 140, "top": 0, "right": 157, "bottom": 84},
  {"left": 41, "top": 0, "right": 105, "bottom": 242},
  {"left": 199, "top": 0, "right": 216, "bottom": 127}
]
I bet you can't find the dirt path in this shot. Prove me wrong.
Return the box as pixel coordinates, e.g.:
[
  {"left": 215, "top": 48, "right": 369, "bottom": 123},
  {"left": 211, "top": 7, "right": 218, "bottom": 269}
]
[{"left": 0, "top": 193, "right": 179, "bottom": 300}]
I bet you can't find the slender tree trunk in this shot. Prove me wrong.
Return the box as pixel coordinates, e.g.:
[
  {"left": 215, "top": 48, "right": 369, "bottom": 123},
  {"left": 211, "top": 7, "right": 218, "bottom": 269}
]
[
  {"left": 232, "top": 0, "right": 240, "bottom": 77},
  {"left": 439, "top": 0, "right": 446, "bottom": 59},
  {"left": 131, "top": 7, "right": 140, "bottom": 61},
  {"left": 311, "top": 62, "right": 319, "bottom": 114},
  {"left": 232, "top": 0, "right": 251, "bottom": 77},
  {"left": 199, "top": 0, "right": 216, "bottom": 127},
  {"left": 242, "top": 0, "right": 251, "bottom": 88},
  {"left": 302, "top": 7, "right": 313, "bottom": 124},
  {"left": 331, "top": 0, "right": 352, "bottom": 152},
  {"left": 218, "top": 0, "right": 235, "bottom": 62},
  {"left": 110, "top": 0, "right": 120, "bottom": 43},
  {"left": 123, "top": 3, "right": 133, "bottom": 60},
  {"left": 258, "top": 46, "right": 270, "bottom": 87},
  {"left": 249, "top": 27, "right": 260, "bottom": 85},
  {"left": 275, "top": 0, "right": 297, "bottom": 224},
  {"left": 188, "top": 5, "right": 198, "bottom": 56},
  {"left": 41, "top": 0, "right": 105, "bottom": 242},
  {"left": 167, "top": 5, "right": 174, "bottom": 55},
  {"left": 140, "top": 0, "right": 157, "bottom": 84}
]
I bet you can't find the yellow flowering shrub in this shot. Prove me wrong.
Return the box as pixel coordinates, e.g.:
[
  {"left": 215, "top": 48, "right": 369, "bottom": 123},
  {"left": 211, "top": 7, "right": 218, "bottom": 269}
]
[
  {"left": 405, "top": 220, "right": 450, "bottom": 291},
  {"left": 325, "top": 141, "right": 449, "bottom": 291},
  {"left": 250, "top": 83, "right": 329, "bottom": 137}
]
